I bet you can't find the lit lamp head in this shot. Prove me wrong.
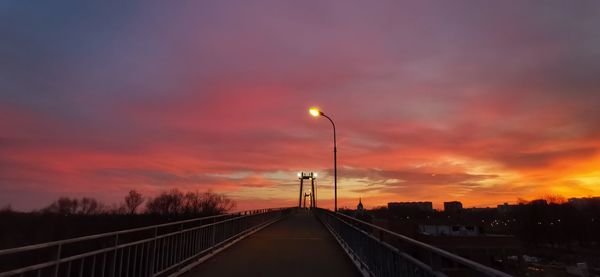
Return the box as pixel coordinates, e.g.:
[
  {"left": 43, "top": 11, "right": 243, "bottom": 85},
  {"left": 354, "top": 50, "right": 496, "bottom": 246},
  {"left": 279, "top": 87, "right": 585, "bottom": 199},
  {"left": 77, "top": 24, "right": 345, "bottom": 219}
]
[{"left": 309, "top": 107, "right": 322, "bottom": 117}]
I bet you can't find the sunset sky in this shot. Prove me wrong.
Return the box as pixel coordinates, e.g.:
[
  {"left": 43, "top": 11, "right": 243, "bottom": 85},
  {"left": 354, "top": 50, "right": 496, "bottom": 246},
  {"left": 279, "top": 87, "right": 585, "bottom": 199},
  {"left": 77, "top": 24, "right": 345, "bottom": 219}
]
[{"left": 1, "top": 1, "right": 600, "bottom": 211}]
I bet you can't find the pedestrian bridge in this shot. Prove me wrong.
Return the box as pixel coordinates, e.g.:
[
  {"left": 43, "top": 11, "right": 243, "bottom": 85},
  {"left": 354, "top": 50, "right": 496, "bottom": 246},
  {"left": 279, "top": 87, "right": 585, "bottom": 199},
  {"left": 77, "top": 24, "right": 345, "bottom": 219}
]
[{"left": 0, "top": 208, "right": 512, "bottom": 277}]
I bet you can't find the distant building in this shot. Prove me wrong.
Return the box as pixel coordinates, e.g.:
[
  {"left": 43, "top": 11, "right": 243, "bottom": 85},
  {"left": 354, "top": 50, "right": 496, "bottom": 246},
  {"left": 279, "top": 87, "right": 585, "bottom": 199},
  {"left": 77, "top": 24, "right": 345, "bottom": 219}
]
[
  {"left": 568, "top": 197, "right": 600, "bottom": 209},
  {"left": 419, "top": 224, "right": 480, "bottom": 236},
  {"left": 444, "top": 201, "right": 463, "bottom": 213},
  {"left": 354, "top": 198, "right": 372, "bottom": 222},
  {"left": 356, "top": 198, "right": 364, "bottom": 215},
  {"left": 417, "top": 231, "right": 521, "bottom": 267},
  {"left": 388, "top": 201, "right": 433, "bottom": 212},
  {"left": 497, "top": 202, "right": 518, "bottom": 214},
  {"left": 465, "top": 207, "right": 496, "bottom": 213}
]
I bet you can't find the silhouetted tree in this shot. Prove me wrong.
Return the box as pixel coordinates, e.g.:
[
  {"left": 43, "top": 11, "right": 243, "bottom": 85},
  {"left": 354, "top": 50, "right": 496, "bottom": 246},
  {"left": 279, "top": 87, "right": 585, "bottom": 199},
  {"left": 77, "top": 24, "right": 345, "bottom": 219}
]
[
  {"left": 183, "top": 191, "right": 202, "bottom": 214},
  {"left": 146, "top": 189, "right": 184, "bottom": 215},
  {"left": 517, "top": 198, "right": 529, "bottom": 205},
  {"left": 145, "top": 189, "right": 234, "bottom": 215},
  {"left": 199, "top": 191, "right": 235, "bottom": 215},
  {"left": 124, "top": 190, "right": 144, "bottom": 215},
  {"left": 544, "top": 194, "right": 566, "bottom": 204},
  {"left": 79, "top": 197, "right": 104, "bottom": 214},
  {"left": 40, "top": 197, "right": 105, "bottom": 214},
  {"left": 43, "top": 197, "right": 79, "bottom": 214}
]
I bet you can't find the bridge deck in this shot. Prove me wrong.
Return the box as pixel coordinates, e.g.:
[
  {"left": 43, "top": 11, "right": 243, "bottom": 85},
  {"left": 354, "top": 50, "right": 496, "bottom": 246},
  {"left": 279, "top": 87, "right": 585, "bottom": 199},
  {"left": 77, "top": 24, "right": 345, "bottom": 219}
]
[{"left": 183, "top": 209, "right": 361, "bottom": 277}]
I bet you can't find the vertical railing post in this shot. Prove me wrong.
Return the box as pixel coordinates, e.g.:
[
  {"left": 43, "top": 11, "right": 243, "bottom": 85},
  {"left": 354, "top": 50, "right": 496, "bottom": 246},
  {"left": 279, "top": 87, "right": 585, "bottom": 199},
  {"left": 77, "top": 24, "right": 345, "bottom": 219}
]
[
  {"left": 53, "top": 243, "right": 62, "bottom": 277},
  {"left": 211, "top": 217, "right": 217, "bottom": 251},
  {"left": 429, "top": 251, "right": 442, "bottom": 272},
  {"left": 111, "top": 233, "right": 119, "bottom": 277},
  {"left": 149, "top": 227, "right": 158, "bottom": 277},
  {"left": 177, "top": 223, "right": 183, "bottom": 271}
]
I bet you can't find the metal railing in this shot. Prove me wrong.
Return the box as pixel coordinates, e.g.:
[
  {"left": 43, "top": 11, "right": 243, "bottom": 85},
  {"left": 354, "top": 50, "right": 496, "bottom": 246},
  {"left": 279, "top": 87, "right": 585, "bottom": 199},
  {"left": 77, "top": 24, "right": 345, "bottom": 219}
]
[
  {"left": 0, "top": 208, "right": 293, "bottom": 277},
  {"left": 315, "top": 208, "right": 512, "bottom": 277}
]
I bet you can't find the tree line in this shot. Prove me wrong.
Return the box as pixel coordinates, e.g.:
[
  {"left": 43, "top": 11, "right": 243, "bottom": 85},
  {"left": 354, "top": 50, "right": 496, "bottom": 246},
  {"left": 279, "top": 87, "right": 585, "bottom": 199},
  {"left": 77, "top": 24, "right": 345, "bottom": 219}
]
[
  {"left": 37, "top": 189, "right": 235, "bottom": 216},
  {"left": 0, "top": 189, "right": 235, "bottom": 249}
]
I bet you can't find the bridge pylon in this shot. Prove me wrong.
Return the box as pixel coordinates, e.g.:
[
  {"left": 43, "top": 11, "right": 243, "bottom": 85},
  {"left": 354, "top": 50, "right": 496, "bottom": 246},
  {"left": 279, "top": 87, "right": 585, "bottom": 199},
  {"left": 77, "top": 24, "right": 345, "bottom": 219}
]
[{"left": 297, "top": 172, "right": 317, "bottom": 208}]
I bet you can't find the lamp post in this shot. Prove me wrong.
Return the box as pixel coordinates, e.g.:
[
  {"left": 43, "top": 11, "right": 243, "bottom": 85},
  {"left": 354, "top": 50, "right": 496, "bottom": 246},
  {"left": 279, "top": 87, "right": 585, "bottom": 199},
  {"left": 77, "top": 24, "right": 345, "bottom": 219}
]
[{"left": 309, "top": 107, "right": 337, "bottom": 212}]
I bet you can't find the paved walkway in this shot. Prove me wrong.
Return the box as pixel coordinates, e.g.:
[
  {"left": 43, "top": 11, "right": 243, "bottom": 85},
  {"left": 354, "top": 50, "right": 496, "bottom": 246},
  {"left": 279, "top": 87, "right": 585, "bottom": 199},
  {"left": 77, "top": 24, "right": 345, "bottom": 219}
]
[{"left": 183, "top": 209, "right": 361, "bottom": 277}]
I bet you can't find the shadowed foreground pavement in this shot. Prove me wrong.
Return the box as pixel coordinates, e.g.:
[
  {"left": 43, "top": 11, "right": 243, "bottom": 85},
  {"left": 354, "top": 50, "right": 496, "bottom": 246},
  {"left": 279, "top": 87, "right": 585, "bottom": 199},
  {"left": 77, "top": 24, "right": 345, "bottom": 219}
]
[{"left": 183, "top": 209, "right": 361, "bottom": 277}]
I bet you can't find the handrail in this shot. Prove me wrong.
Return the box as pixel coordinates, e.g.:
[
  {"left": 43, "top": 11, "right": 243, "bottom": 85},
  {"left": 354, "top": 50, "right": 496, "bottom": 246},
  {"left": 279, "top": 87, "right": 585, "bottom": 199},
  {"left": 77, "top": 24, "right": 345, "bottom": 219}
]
[
  {"left": 332, "top": 210, "right": 512, "bottom": 277},
  {"left": 0, "top": 207, "right": 286, "bottom": 255},
  {"left": 316, "top": 208, "right": 512, "bottom": 277},
  {"left": 0, "top": 207, "right": 294, "bottom": 277}
]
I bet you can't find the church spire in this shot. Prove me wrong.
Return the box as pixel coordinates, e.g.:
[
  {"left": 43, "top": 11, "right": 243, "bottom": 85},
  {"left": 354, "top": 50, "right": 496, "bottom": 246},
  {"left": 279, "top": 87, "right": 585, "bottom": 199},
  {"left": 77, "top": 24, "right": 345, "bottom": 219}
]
[{"left": 357, "top": 197, "right": 364, "bottom": 211}]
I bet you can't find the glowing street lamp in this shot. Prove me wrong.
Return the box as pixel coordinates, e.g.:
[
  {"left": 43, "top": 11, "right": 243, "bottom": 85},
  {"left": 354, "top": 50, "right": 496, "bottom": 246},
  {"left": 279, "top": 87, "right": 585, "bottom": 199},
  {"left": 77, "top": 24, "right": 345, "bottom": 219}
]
[
  {"left": 308, "top": 107, "right": 338, "bottom": 212},
  {"left": 309, "top": 107, "right": 321, "bottom": 117}
]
